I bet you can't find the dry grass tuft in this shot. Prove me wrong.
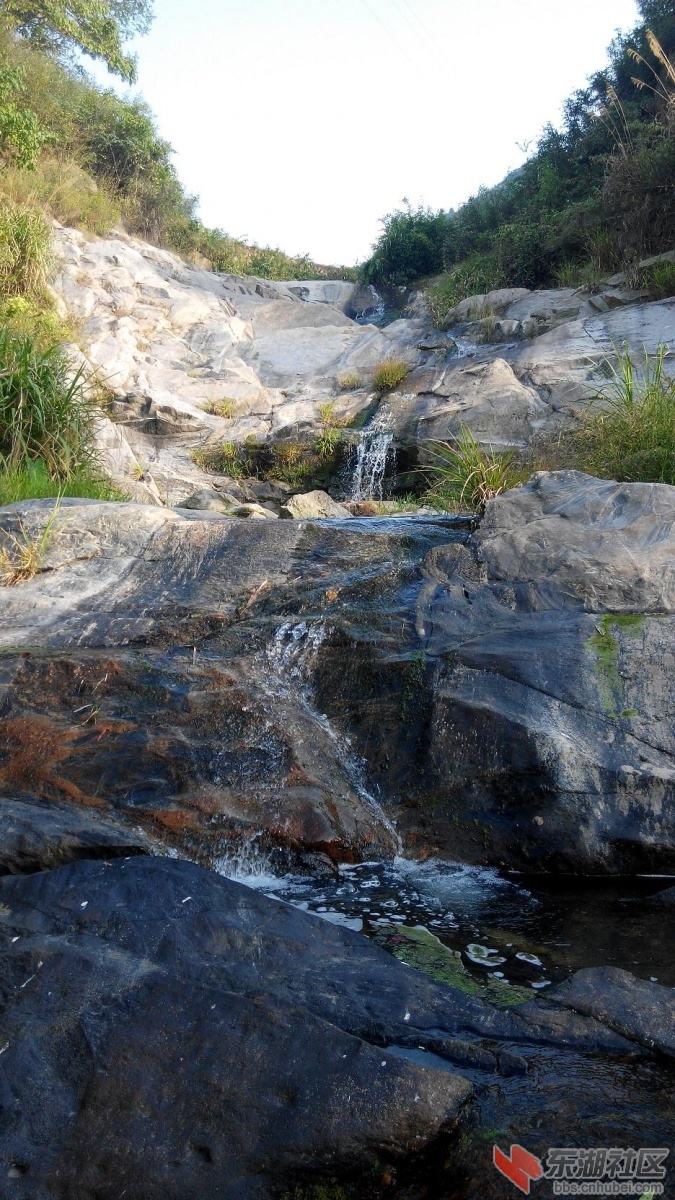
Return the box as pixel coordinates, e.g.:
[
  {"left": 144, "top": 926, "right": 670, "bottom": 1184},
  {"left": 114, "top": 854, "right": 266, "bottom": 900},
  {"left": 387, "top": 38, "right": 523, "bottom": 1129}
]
[{"left": 0, "top": 498, "right": 61, "bottom": 585}]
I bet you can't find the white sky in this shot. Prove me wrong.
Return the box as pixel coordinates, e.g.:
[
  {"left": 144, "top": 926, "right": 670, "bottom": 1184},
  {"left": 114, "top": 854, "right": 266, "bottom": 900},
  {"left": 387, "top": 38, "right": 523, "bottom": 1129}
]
[{"left": 111, "top": 0, "right": 640, "bottom": 265}]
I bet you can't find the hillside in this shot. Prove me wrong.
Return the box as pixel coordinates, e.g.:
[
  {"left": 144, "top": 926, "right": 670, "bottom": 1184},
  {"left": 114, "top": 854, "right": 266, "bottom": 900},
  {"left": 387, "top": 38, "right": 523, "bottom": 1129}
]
[{"left": 361, "top": 0, "right": 675, "bottom": 322}]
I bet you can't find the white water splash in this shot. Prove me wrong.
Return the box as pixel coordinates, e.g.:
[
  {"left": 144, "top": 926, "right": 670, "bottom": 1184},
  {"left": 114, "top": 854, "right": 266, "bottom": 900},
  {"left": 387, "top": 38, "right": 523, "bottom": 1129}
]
[{"left": 350, "top": 407, "right": 394, "bottom": 502}]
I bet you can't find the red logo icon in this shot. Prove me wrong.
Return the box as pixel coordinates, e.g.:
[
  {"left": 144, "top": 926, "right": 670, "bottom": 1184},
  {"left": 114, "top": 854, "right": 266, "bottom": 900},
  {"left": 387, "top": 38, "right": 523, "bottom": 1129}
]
[{"left": 493, "top": 1144, "right": 544, "bottom": 1194}]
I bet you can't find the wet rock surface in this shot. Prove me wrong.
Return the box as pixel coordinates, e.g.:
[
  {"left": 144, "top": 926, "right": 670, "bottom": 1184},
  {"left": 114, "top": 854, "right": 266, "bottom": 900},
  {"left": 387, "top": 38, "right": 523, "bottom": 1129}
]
[
  {"left": 0, "top": 472, "right": 674, "bottom": 874},
  {"left": 0, "top": 796, "right": 149, "bottom": 875},
  {"left": 0, "top": 855, "right": 673, "bottom": 1200}
]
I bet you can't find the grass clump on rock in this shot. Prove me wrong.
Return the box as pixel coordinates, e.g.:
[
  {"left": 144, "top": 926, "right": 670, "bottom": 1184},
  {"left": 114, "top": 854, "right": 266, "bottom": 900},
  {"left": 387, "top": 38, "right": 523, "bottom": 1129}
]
[
  {"left": 571, "top": 345, "right": 675, "bottom": 485},
  {"left": 0, "top": 327, "right": 121, "bottom": 504},
  {"left": 0, "top": 327, "right": 97, "bottom": 477},
  {"left": 372, "top": 357, "right": 409, "bottom": 395}
]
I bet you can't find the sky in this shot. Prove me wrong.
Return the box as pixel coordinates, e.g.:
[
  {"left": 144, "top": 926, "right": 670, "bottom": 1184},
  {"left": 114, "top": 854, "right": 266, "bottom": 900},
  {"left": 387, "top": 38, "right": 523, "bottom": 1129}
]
[{"left": 107, "top": 0, "right": 640, "bottom": 265}]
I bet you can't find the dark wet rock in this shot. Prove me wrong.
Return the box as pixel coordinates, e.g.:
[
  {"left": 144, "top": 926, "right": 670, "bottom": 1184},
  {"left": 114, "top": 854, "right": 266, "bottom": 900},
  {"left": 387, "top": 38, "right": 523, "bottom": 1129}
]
[
  {"left": 0, "top": 796, "right": 149, "bottom": 875},
  {"left": 0, "top": 856, "right": 473, "bottom": 1200},
  {"left": 1, "top": 856, "right": 674, "bottom": 1198},
  {"left": 547, "top": 966, "right": 675, "bottom": 1059},
  {"left": 644, "top": 884, "right": 675, "bottom": 906}
]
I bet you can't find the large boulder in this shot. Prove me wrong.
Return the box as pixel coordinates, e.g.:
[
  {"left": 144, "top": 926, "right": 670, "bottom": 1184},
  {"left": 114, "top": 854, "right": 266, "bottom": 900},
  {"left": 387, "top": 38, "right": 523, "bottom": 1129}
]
[
  {"left": 0, "top": 856, "right": 475, "bottom": 1199},
  {"left": 305, "top": 473, "right": 675, "bottom": 873},
  {"left": 0, "top": 854, "right": 669, "bottom": 1199},
  {"left": 0, "top": 795, "right": 149, "bottom": 874}
]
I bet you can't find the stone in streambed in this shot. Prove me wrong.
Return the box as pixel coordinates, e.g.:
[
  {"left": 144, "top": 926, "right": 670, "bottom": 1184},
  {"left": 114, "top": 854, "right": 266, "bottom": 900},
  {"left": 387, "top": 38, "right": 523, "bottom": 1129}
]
[
  {"left": 547, "top": 966, "right": 675, "bottom": 1059},
  {"left": 279, "top": 490, "right": 351, "bottom": 519}
]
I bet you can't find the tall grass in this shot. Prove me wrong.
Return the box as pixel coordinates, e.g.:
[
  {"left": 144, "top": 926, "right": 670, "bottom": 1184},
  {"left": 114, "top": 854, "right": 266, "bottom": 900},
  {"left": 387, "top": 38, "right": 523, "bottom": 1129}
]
[
  {"left": 0, "top": 196, "right": 52, "bottom": 296},
  {"left": 422, "top": 427, "right": 524, "bottom": 513},
  {"left": 0, "top": 461, "right": 124, "bottom": 505},
  {"left": 571, "top": 345, "right": 675, "bottom": 484},
  {"left": 0, "top": 328, "right": 99, "bottom": 477}
]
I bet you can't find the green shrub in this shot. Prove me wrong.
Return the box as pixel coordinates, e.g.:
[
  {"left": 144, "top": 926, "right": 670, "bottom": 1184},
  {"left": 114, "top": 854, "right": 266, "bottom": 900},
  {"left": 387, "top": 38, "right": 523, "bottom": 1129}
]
[
  {"left": 0, "top": 61, "right": 49, "bottom": 170},
  {"left": 0, "top": 327, "right": 98, "bottom": 477},
  {"left": 360, "top": 202, "right": 447, "bottom": 287},
  {"left": 569, "top": 344, "right": 675, "bottom": 483},
  {"left": 270, "top": 440, "right": 312, "bottom": 485},
  {"left": 372, "top": 358, "right": 409, "bottom": 394},
  {"left": 425, "top": 256, "right": 502, "bottom": 328},
  {"left": 0, "top": 196, "right": 52, "bottom": 297},
  {"left": 191, "top": 440, "right": 246, "bottom": 478},
  {"left": 422, "top": 427, "right": 524, "bottom": 513}
]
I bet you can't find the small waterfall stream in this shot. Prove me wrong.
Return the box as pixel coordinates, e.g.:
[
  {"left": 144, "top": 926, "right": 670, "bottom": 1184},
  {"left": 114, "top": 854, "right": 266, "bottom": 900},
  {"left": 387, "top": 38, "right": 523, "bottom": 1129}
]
[
  {"left": 214, "top": 618, "right": 401, "bottom": 883},
  {"left": 350, "top": 408, "right": 394, "bottom": 501}
]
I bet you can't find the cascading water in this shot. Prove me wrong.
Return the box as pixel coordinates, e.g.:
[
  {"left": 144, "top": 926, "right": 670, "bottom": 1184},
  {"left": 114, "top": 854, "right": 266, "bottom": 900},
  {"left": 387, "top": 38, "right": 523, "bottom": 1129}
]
[
  {"left": 266, "top": 620, "right": 400, "bottom": 850},
  {"left": 215, "top": 618, "right": 400, "bottom": 884},
  {"left": 350, "top": 408, "right": 394, "bottom": 502}
]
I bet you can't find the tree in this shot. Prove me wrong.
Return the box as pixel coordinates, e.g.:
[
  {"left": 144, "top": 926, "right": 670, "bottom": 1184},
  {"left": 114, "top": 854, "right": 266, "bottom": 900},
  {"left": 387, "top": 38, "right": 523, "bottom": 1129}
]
[{"left": 3, "top": 0, "right": 154, "bottom": 82}]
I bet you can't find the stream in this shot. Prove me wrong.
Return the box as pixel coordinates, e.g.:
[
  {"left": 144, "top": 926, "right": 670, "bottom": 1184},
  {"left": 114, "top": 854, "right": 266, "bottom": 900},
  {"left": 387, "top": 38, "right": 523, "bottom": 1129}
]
[{"left": 219, "top": 852, "right": 675, "bottom": 996}]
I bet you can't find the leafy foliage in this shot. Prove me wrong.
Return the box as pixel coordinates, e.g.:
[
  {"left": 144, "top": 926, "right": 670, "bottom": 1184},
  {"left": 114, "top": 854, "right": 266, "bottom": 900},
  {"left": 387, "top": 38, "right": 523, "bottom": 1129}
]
[
  {"left": 361, "top": 9, "right": 675, "bottom": 297},
  {"left": 0, "top": 61, "right": 48, "bottom": 168},
  {"left": 361, "top": 201, "right": 447, "bottom": 287},
  {"left": 4, "top": 0, "right": 153, "bottom": 81}
]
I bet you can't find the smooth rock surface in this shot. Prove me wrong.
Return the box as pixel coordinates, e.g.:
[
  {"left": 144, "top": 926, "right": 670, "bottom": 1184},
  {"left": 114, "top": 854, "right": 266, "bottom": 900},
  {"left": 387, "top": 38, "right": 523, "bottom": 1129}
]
[
  {"left": 0, "top": 796, "right": 149, "bottom": 874},
  {"left": 279, "top": 489, "right": 351, "bottom": 519}
]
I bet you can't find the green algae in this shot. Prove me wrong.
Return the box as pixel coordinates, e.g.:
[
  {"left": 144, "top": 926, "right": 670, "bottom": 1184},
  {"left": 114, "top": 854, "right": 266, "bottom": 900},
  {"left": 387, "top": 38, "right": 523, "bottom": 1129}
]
[
  {"left": 382, "top": 925, "right": 531, "bottom": 1009},
  {"left": 586, "top": 614, "right": 644, "bottom": 719}
]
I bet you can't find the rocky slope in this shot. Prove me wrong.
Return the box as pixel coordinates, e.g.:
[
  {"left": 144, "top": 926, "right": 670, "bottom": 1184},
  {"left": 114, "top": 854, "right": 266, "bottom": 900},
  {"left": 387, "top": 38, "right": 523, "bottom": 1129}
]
[{"left": 49, "top": 224, "right": 675, "bottom": 505}]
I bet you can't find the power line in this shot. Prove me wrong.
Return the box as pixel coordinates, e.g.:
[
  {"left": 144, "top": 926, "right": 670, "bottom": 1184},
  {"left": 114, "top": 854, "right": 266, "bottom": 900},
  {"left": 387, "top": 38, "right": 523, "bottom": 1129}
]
[
  {"left": 398, "top": 0, "right": 442, "bottom": 51},
  {"left": 388, "top": 0, "right": 450, "bottom": 73},
  {"left": 359, "top": 0, "right": 428, "bottom": 81}
]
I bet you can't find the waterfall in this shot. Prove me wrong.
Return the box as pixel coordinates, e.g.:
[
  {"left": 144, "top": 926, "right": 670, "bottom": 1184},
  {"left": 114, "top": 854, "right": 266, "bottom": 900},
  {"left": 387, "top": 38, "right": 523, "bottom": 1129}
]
[
  {"left": 350, "top": 408, "right": 394, "bottom": 502},
  {"left": 266, "top": 620, "right": 401, "bottom": 851}
]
